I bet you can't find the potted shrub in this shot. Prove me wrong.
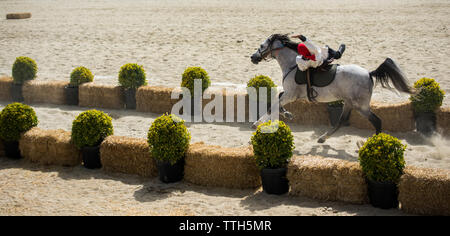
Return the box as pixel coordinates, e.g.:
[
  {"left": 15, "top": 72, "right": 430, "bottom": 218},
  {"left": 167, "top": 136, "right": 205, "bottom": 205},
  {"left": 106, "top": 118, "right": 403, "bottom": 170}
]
[
  {"left": 181, "top": 66, "right": 211, "bottom": 117},
  {"left": 358, "top": 133, "right": 406, "bottom": 209},
  {"left": 147, "top": 114, "right": 191, "bottom": 183},
  {"left": 71, "top": 110, "right": 113, "bottom": 169},
  {"left": 327, "top": 100, "right": 350, "bottom": 127},
  {"left": 247, "top": 75, "right": 277, "bottom": 120},
  {"left": 11, "top": 56, "right": 37, "bottom": 102},
  {"left": 251, "top": 120, "right": 294, "bottom": 195},
  {"left": 0, "top": 103, "right": 38, "bottom": 159},
  {"left": 65, "top": 66, "right": 94, "bottom": 105},
  {"left": 409, "top": 78, "right": 445, "bottom": 136},
  {"left": 118, "top": 63, "right": 147, "bottom": 109}
]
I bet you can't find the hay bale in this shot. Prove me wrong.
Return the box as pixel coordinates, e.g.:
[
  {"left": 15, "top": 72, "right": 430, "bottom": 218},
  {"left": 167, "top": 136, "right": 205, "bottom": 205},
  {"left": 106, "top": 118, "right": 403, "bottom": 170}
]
[
  {"left": 0, "top": 76, "right": 12, "bottom": 101},
  {"left": 349, "top": 101, "right": 415, "bottom": 132},
  {"left": 398, "top": 166, "right": 450, "bottom": 215},
  {"left": 136, "top": 86, "right": 178, "bottom": 114},
  {"left": 184, "top": 142, "right": 261, "bottom": 189},
  {"left": 19, "top": 127, "right": 81, "bottom": 166},
  {"left": 437, "top": 107, "right": 450, "bottom": 137},
  {"left": 6, "top": 13, "right": 31, "bottom": 19},
  {"left": 287, "top": 155, "right": 367, "bottom": 204},
  {"left": 22, "top": 81, "right": 68, "bottom": 105},
  {"left": 100, "top": 136, "right": 157, "bottom": 178},
  {"left": 79, "top": 83, "right": 124, "bottom": 109},
  {"left": 283, "top": 100, "right": 329, "bottom": 125}
]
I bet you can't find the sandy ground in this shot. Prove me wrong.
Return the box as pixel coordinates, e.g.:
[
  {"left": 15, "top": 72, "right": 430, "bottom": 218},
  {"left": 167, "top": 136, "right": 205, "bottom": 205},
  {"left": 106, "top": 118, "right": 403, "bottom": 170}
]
[
  {"left": 0, "top": 0, "right": 449, "bottom": 106},
  {"left": 1, "top": 101, "right": 448, "bottom": 171},
  {"left": 0, "top": 158, "right": 410, "bottom": 216}
]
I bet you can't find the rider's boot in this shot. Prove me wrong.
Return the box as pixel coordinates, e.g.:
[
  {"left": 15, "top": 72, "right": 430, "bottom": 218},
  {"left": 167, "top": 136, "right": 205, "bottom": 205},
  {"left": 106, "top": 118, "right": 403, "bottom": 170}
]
[{"left": 334, "top": 44, "right": 346, "bottom": 59}]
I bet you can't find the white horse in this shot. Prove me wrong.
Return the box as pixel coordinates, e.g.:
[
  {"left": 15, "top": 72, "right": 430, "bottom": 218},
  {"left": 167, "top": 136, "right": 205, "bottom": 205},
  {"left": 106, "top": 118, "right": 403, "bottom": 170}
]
[{"left": 250, "top": 34, "right": 414, "bottom": 143}]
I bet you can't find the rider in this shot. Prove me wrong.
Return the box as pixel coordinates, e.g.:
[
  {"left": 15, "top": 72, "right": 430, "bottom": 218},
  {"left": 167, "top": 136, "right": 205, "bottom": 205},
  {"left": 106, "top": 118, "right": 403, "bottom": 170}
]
[{"left": 291, "top": 34, "right": 346, "bottom": 71}]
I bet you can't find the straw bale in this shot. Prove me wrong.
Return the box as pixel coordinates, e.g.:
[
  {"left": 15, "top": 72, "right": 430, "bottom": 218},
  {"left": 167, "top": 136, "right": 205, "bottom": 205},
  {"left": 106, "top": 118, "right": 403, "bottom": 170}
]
[
  {"left": 6, "top": 13, "right": 31, "bottom": 19},
  {"left": 0, "top": 76, "right": 12, "bottom": 101},
  {"left": 22, "top": 81, "right": 68, "bottom": 105},
  {"left": 184, "top": 142, "right": 261, "bottom": 189},
  {"left": 100, "top": 136, "right": 157, "bottom": 178},
  {"left": 136, "top": 86, "right": 178, "bottom": 114},
  {"left": 398, "top": 166, "right": 450, "bottom": 215},
  {"left": 19, "top": 127, "right": 81, "bottom": 166},
  {"left": 283, "top": 100, "right": 329, "bottom": 125},
  {"left": 79, "top": 83, "right": 124, "bottom": 109},
  {"left": 287, "top": 155, "right": 367, "bottom": 204},
  {"left": 437, "top": 107, "right": 450, "bottom": 137},
  {"left": 349, "top": 101, "right": 415, "bottom": 132}
]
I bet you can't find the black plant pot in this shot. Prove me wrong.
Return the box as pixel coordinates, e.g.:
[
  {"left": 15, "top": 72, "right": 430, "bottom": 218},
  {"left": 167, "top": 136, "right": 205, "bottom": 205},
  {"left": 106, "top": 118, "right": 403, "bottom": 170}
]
[
  {"left": 3, "top": 140, "right": 21, "bottom": 159},
  {"left": 64, "top": 85, "right": 79, "bottom": 106},
  {"left": 11, "top": 83, "right": 24, "bottom": 102},
  {"left": 156, "top": 158, "right": 185, "bottom": 183},
  {"left": 124, "top": 88, "right": 137, "bottom": 109},
  {"left": 367, "top": 179, "right": 399, "bottom": 209},
  {"left": 260, "top": 167, "right": 289, "bottom": 195},
  {"left": 415, "top": 112, "right": 436, "bottom": 136},
  {"left": 81, "top": 145, "right": 102, "bottom": 169}
]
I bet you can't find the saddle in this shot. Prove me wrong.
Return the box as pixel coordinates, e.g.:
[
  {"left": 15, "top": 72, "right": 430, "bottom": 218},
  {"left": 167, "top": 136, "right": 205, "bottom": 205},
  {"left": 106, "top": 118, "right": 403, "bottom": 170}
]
[{"left": 295, "top": 63, "right": 338, "bottom": 102}]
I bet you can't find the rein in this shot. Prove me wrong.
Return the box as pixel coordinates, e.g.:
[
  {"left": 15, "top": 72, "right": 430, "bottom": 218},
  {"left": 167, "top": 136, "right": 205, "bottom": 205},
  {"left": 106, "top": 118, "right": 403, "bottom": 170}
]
[{"left": 282, "top": 64, "right": 298, "bottom": 82}]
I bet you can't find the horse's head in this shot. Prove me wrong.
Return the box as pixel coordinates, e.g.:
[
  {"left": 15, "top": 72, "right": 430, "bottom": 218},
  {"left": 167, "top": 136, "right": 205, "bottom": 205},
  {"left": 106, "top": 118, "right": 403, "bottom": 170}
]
[{"left": 250, "top": 34, "right": 286, "bottom": 64}]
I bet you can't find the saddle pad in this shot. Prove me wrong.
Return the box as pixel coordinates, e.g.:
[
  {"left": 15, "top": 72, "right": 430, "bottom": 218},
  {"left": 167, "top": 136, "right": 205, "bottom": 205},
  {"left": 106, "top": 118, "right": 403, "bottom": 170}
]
[{"left": 295, "top": 64, "right": 338, "bottom": 87}]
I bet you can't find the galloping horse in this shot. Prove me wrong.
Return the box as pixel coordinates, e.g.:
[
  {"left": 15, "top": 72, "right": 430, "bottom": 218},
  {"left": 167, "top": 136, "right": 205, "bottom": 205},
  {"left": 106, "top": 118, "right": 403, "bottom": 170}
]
[{"left": 250, "top": 34, "right": 414, "bottom": 143}]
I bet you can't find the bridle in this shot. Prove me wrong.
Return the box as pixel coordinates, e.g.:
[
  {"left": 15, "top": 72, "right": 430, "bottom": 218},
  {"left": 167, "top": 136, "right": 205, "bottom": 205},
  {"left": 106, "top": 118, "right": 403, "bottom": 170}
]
[
  {"left": 258, "top": 38, "right": 285, "bottom": 61},
  {"left": 258, "top": 36, "right": 298, "bottom": 81}
]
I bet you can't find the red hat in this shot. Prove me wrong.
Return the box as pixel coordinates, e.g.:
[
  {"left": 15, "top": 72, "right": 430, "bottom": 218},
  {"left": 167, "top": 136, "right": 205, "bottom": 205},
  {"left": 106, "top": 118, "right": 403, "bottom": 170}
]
[{"left": 297, "top": 43, "right": 316, "bottom": 61}]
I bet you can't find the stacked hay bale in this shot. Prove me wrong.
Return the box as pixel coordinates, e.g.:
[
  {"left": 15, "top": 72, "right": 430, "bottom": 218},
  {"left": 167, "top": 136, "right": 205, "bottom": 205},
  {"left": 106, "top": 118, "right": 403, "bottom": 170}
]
[
  {"left": 287, "top": 155, "right": 367, "bottom": 204},
  {"left": 184, "top": 142, "right": 261, "bottom": 189},
  {"left": 136, "top": 86, "right": 178, "bottom": 114},
  {"left": 100, "top": 136, "right": 157, "bottom": 178},
  {"left": 436, "top": 107, "right": 450, "bottom": 136},
  {"left": 6, "top": 13, "right": 31, "bottom": 19},
  {"left": 398, "top": 166, "right": 450, "bottom": 215},
  {"left": 79, "top": 83, "right": 124, "bottom": 109},
  {"left": 349, "top": 101, "right": 415, "bottom": 132},
  {"left": 19, "top": 127, "right": 81, "bottom": 166},
  {"left": 0, "top": 76, "right": 12, "bottom": 101},
  {"left": 283, "top": 100, "right": 329, "bottom": 125},
  {"left": 22, "top": 81, "right": 68, "bottom": 105}
]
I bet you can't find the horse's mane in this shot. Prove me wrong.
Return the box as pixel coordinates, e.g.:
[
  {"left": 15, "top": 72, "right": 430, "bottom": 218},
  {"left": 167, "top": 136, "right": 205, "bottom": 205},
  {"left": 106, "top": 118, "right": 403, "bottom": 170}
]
[{"left": 270, "top": 34, "right": 299, "bottom": 53}]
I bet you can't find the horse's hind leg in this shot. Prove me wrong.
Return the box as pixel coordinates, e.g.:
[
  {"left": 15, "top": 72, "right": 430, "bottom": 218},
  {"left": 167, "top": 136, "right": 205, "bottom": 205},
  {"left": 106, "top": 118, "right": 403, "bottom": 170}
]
[
  {"left": 356, "top": 107, "right": 382, "bottom": 134},
  {"left": 318, "top": 102, "right": 353, "bottom": 143}
]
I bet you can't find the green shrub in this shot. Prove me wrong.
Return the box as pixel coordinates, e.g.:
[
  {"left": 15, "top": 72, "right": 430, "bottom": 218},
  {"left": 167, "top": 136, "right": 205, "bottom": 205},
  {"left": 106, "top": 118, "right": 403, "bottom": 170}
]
[
  {"left": 181, "top": 67, "right": 211, "bottom": 96},
  {"left": 327, "top": 100, "right": 344, "bottom": 107},
  {"left": 0, "top": 103, "right": 38, "bottom": 141},
  {"left": 358, "top": 133, "right": 406, "bottom": 183},
  {"left": 12, "top": 56, "right": 37, "bottom": 84},
  {"left": 247, "top": 75, "right": 277, "bottom": 103},
  {"left": 71, "top": 110, "right": 114, "bottom": 148},
  {"left": 147, "top": 114, "right": 191, "bottom": 165},
  {"left": 251, "top": 120, "right": 294, "bottom": 169},
  {"left": 118, "top": 63, "right": 147, "bottom": 89},
  {"left": 70, "top": 66, "right": 94, "bottom": 87},
  {"left": 409, "top": 78, "right": 445, "bottom": 113}
]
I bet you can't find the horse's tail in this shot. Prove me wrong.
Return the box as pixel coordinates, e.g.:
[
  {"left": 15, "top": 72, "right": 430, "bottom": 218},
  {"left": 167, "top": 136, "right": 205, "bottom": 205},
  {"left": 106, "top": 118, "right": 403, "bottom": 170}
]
[{"left": 369, "top": 58, "right": 414, "bottom": 94}]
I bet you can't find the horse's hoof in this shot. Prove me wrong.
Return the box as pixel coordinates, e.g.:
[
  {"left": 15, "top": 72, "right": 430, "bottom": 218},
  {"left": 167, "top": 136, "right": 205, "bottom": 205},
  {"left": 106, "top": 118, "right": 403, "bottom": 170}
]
[
  {"left": 283, "top": 111, "right": 294, "bottom": 120},
  {"left": 317, "top": 137, "right": 326, "bottom": 143}
]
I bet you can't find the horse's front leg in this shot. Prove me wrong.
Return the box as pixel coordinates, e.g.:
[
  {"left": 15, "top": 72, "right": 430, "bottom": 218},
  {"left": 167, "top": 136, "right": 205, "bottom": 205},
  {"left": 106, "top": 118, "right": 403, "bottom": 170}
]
[
  {"left": 252, "top": 91, "right": 295, "bottom": 129},
  {"left": 317, "top": 102, "right": 353, "bottom": 143}
]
